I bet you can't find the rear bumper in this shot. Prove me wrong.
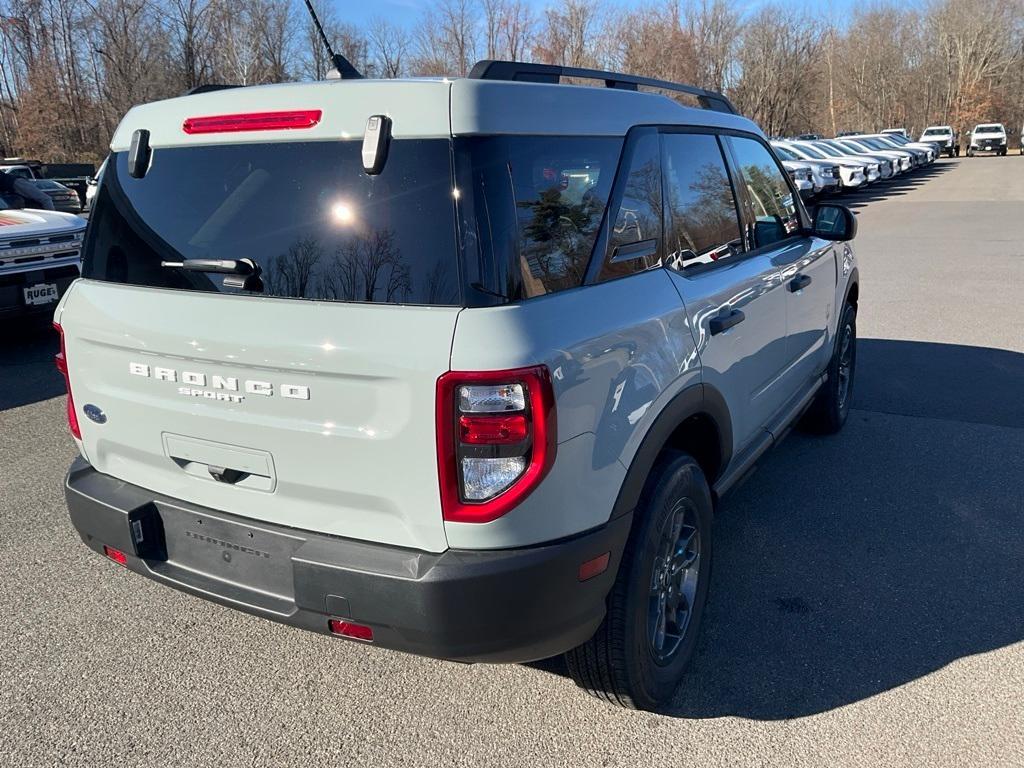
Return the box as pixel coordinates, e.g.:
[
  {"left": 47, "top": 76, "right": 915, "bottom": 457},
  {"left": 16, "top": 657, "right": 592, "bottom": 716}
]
[
  {"left": 64, "top": 458, "right": 631, "bottom": 663},
  {"left": 0, "top": 265, "right": 79, "bottom": 319}
]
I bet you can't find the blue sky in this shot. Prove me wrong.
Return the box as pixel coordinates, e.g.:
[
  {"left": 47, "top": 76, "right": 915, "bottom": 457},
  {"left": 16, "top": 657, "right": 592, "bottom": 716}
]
[{"left": 333, "top": 0, "right": 895, "bottom": 29}]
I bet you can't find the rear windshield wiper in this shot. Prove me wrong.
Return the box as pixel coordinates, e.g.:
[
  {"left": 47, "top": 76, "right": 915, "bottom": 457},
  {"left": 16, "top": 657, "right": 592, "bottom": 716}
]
[{"left": 161, "top": 258, "right": 263, "bottom": 291}]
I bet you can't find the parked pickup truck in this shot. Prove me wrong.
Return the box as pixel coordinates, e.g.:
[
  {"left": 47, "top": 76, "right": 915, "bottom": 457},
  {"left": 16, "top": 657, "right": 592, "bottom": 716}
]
[
  {"left": 919, "top": 126, "right": 959, "bottom": 157},
  {"left": 0, "top": 196, "right": 86, "bottom": 319}
]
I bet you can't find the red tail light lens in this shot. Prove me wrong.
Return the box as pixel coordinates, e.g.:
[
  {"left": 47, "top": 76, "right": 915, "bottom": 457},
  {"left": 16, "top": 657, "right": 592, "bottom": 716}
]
[
  {"left": 458, "top": 414, "right": 529, "bottom": 445},
  {"left": 53, "top": 322, "right": 80, "bottom": 439},
  {"left": 182, "top": 110, "right": 322, "bottom": 135},
  {"left": 436, "top": 366, "right": 556, "bottom": 524}
]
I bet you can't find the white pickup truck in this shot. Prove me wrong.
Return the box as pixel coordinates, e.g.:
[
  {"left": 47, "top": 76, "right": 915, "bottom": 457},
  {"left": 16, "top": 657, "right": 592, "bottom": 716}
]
[{"left": 0, "top": 196, "right": 86, "bottom": 320}]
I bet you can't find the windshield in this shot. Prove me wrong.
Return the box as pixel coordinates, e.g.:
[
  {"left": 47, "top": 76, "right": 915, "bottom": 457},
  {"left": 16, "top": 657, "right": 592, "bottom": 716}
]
[
  {"left": 974, "top": 125, "right": 1004, "bottom": 133},
  {"left": 772, "top": 145, "right": 797, "bottom": 161},
  {"left": 838, "top": 140, "right": 869, "bottom": 153},
  {"left": 923, "top": 128, "right": 951, "bottom": 136},
  {"left": 884, "top": 135, "right": 910, "bottom": 145},
  {"left": 84, "top": 140, "right": 463, "bottom": 305},
  {"left": 860, "top": 138, "right": 889, "bottom": 150},
  {"left": 793, "top": 143, "right": 826, "bottom": 160},
  {"left": 811, "top": 142, "right": 844, "bottom": 158}
]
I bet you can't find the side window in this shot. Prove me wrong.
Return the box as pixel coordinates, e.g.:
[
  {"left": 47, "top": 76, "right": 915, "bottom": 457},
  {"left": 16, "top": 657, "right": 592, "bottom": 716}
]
[
  {"left": 661, "top": 133, "right": 744, "bottom": 269},
  {"left": 726, "top": 136, "right": 800, "bottom": 249},
  {"left": 596, "top": 130, "right": 663, "bottom": 282}
]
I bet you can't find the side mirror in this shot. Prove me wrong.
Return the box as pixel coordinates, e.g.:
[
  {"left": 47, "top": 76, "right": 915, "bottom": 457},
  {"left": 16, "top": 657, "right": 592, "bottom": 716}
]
[{"left": 811, "top": 203, "right": 857, "bottom": 242}]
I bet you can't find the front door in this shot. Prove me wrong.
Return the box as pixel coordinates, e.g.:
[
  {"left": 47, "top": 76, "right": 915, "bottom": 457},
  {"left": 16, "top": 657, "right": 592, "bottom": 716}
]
[{"left": 660, "top": 131, "right": 790, "bottom": 453}]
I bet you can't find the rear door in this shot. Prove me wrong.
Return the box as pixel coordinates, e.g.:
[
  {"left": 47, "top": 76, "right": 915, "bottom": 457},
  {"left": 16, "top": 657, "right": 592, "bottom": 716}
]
[
  {"left": 660, "top": 130, "right": 789, "bottom": 453},
  {"left": 62, "top": 130, "right": 463, "bottom": 553}
]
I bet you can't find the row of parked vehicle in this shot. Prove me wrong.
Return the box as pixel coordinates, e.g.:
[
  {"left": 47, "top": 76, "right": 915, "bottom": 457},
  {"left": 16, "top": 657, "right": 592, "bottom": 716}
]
[
  {"left": 0, "top": 162, "right": 84, "bottom": 213},
  {"left": 770, "top": 131, "right": 939, "bottom": 200}
]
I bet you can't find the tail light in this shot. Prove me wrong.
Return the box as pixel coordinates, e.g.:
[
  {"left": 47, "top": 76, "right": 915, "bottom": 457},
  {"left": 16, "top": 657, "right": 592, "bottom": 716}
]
[
  {"left": 436, "top": 366, "right": 556, "bottom": 524},
  {"left": 53, "top": 322, "right": 80, "bottom": 439},
  {"left": 182, "top": 110, "right": 322, "bottom": 135}
]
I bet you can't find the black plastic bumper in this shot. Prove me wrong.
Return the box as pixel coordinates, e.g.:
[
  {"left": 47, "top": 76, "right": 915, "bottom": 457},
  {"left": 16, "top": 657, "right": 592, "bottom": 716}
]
[{"left": 64, "top": 458, "right": 631, "bottom": 663}]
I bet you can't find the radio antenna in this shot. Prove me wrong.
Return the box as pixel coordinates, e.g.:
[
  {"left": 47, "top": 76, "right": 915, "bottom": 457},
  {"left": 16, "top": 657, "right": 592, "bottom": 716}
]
[{"left": 301, "top": 0, "right": 364, "bottom": 79}]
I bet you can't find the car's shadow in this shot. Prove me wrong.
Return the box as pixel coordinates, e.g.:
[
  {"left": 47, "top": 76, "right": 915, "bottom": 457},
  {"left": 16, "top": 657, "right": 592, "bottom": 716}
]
[
  {"left": 0, "top": 317, "right": 64, "bottom": 410},
  {"left": 816, "top": 160, "right": 955, "bottom": 212},
  {"left": 532, "top": 337, "right": 1024, "bottom": 719}
]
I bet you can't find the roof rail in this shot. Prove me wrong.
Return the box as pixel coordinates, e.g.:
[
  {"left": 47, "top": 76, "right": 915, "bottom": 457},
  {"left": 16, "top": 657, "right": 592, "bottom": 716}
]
[{"left": 467, "top": 60, "right": 737, "bottom": 115}]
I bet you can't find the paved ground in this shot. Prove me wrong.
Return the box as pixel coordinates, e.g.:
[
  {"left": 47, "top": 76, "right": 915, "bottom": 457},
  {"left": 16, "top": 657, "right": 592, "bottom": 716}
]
[{"left": 2, "top": 156, "right": 1022, "bottom": 767}]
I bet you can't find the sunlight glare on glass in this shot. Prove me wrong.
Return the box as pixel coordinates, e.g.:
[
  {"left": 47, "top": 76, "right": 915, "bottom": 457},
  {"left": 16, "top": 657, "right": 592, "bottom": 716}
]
[{"left": 331, "top": 200, "right": 355, "bottom": 225}]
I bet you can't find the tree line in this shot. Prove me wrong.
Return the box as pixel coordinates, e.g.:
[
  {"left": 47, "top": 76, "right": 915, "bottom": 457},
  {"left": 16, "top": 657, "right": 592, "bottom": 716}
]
[{"left": 1, "top": 0, "right": 1022, "bottom": 162}]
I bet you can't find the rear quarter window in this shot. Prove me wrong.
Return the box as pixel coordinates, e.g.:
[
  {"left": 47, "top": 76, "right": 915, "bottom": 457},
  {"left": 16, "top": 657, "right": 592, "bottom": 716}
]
[{"left": 455, "top": 135, "right": 622, "bottom": 301}]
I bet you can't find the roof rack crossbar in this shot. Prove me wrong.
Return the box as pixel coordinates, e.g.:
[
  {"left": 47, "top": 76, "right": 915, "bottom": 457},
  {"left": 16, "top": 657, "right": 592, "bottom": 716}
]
[{"left": 468, "top": 60, "right": 737, "bottom": 115}]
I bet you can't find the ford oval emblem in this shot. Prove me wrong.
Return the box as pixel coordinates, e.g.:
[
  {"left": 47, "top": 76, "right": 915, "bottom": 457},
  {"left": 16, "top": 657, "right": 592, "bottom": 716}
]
[{"left": 83, "top": 404, "right": 107, "bottom": 424}]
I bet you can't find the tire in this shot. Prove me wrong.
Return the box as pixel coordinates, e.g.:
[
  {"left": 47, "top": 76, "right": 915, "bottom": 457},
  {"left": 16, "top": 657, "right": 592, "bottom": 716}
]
[
  {"left": 565, "top": 453, "right": 713, "bottom": 711},
  {"left": 800, "top": 302, "right": 857, "bottom": 434}
]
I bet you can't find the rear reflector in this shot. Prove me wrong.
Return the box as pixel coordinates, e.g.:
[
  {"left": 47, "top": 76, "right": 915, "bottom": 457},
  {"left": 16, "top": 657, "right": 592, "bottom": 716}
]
[
  {"left": 328, "top": 619, "right": 373, "bottom": 642},
  {"left": 103, "top": 546, "right": 127, "bottom": 566},
  {"left": 578, "top": 552, "right": 610, "bottom": 581},
  {"left": 182, "top": 110, "right": 322, "bottom": 135},
  {"left": 53, "top": 322, "right": 80, "bottom": 439}
]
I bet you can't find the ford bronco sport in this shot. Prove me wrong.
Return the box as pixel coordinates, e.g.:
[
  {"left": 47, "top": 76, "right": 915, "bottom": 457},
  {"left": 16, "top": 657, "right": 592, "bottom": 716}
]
[{"left": 56, "top": 60, "right": 859, "bottom": 711}]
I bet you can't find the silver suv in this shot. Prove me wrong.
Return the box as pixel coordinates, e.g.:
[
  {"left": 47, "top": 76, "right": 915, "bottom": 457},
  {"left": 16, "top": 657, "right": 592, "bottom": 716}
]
[{"left": 56, "top": 61, "right": 859, "bottom": 711}]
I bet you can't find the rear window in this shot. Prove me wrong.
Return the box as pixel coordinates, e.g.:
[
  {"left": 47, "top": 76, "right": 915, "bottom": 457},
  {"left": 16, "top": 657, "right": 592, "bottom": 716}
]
[{"left": 84, "top": 140, "right": 462, "bottom": 305}]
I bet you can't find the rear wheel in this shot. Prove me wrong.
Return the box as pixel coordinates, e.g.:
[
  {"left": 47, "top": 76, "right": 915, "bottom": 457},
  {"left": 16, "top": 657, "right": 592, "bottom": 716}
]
[
  {"left": 800, "top": 302, "right": 857, "bottom": 434},
  {"left": 565, "top": 454, "right": 712, "bottom": 711}
]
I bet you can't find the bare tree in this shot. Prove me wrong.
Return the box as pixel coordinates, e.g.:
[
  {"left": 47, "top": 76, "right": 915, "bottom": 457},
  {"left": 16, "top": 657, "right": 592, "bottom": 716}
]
[
  {"left": 731, "top": 5, "right": 823, "bottom": 137},
  {"left": 0, "top": 0, "right": 1021, "bottom": 162},
  {"left": 684, "top": 0, "right": 741, "bottom": 91},
  {"left": 368, "top": 17, "right": 409, "bottom": 78},
  {"left": 610, "top": 2, "right": 698, "bottom": 90},
  {"left": 164, "top": 0, "right": 215, "bottom": 91},
  {"left": 534, "top": 0, "right": 605, "bottom": 68},
  {"left": 412, "top": 0, "right": 477, "bottom": 76}
]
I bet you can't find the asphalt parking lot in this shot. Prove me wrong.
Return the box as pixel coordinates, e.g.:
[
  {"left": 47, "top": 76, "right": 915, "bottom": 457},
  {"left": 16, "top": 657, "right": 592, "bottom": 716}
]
[{"left": 2, "top": 156, "right": 1022, "bottom": 767}]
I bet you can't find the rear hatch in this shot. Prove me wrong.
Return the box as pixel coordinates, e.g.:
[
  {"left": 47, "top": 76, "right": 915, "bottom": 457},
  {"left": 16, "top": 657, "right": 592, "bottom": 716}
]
[{"left": 60, "top": 83, "right": 462, "bottom": 552}]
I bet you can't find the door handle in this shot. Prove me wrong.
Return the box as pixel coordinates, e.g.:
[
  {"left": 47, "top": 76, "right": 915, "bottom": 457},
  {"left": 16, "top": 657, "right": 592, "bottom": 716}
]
[
  {"left": 611, "top": 238, "right": 658, "bottom": 263},
  {"left": 709, "top": 308, "right": 745, "bottom": 335},
  {"left": 788, "top": 274, "right": 812, "bottom": 292}
]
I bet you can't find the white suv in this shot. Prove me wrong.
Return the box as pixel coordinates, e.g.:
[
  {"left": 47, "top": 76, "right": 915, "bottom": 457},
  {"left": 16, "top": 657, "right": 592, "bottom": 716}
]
[{"left": 55, "top": 60, "right": 859, "bottom": 710}]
